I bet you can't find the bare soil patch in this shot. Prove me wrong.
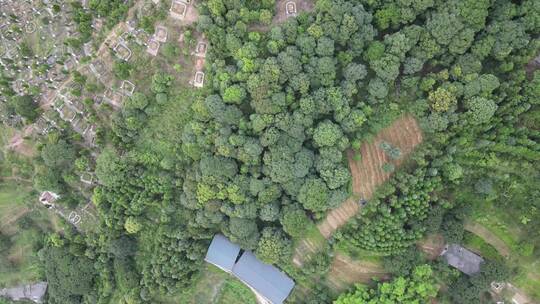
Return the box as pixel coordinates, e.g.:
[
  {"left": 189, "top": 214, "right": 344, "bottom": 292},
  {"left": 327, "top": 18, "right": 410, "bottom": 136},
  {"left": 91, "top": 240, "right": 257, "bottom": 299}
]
[
  {"left": 349, "top": 115, "right": 423, "bottom": 198},
  {"left": 326, "top": 253, "right": 389, "bottom": 292},
  {"left": 318, "top": 197, "right": 357, "bottom": 239},
  {"left": 525, "top": 54, "right": 540, "bottom": 79},
  {"left": 464, "top": 221, "right": 511, "bottom": 258},
  {"left": 417, "top": 233, "right": 445, "bottom": 260},
  {"left": 6, "top": 127, "right": 36, "bottom": 157}
]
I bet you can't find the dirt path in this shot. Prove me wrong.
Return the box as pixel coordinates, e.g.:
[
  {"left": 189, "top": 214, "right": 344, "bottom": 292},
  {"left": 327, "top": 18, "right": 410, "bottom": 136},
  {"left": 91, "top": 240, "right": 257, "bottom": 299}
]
[
  {"left": 318, "top": 197, "right": 358, "bottom": 239},
  {"left": 326, "top": 253, "right": 389, "bottom": 292},
  {"left": 464, "top": 221, "right": 511, "bottom": 258}
]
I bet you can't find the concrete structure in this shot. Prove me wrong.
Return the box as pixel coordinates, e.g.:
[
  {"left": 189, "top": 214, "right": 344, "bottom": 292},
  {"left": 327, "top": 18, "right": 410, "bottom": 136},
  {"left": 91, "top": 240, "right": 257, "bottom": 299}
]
[
  {"left": 285, "top": 1, "right": 297, "bottom": 16},
  {"left": 39, "top": 191, "right": 59, "bottom": 208},
  {"left": 120, "top": 80, "right": 136, "bottom": 96},
  {"left": 193, "top": 71, "right": 204, "bottom": 88},
  {"left": 0, "top": 282, "right": 48, "bottom": 303},
  {"left": 146, "top": 39, "right": 160, "bottom": 56},
  {"left": 205, "top": 235, "right": 295, "bottom": 304},
  {"left": 170, "top": 0, "right": 188, "bottom": 19},
  {"left": 154, "top": 26, "right": 168, "bottom": 43},
  {"left": 113, "top": 42, "right": 132, "bottom": 61},
  {"left": 441, "top": 244, "right": 484, "bottom": 275}
]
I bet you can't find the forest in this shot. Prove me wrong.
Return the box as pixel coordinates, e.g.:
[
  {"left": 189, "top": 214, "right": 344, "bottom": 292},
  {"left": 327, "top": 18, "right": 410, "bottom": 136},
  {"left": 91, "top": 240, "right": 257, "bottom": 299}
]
[{"left": 0, "top": 0, "right": 539, "bottom": 303}]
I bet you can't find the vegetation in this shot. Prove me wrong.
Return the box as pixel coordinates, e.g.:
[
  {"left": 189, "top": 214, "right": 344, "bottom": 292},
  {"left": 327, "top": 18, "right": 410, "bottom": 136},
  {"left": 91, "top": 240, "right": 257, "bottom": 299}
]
[
  {"left": 0, "top": 0, "right": 539, "bottom": 303},
  {"left": 334, "top": 265, "right": 437, "bottom": 303}
]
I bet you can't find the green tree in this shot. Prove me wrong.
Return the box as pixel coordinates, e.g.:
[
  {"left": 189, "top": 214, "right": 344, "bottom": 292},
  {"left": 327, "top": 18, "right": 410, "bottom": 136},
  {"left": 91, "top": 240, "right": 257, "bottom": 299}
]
[
  {"left": 428, "top": 87, "right": 457, "bottom": 112},
  {"left": 334, "top": 265, "right": 438, "bottom": 303},
  {"left": 255, "top": 227, "right": 291, "bottom": 264},
  {"left": 281, "top": 206, "right": 310, "bottom": 238},
  {"left": 8, "top": 95, "right": 40, "bottom": 122},
  {"left": 298, "top": 178, "right": 330, "bottom": 212},
  {"left": 313, "top": 120, "right": 344, "bottom": 148}
]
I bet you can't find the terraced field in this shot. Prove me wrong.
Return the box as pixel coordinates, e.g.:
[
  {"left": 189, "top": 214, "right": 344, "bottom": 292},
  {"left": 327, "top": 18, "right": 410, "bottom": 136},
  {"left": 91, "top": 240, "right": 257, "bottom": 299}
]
[{"left": 317, "top": 115, "right": 423, "bottom": 238}]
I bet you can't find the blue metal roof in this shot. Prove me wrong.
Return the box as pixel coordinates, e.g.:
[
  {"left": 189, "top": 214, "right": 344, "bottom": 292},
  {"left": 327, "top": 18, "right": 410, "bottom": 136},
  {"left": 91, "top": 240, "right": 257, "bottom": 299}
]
[
  {"left": 204, "top": 234, "right": 241, "bottom": 272},
  {"left": 232, "top": 251, "right": 295, "bottom": 304}
]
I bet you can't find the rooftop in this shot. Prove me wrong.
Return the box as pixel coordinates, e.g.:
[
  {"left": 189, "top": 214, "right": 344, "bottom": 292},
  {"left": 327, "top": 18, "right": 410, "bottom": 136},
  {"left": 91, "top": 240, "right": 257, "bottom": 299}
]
[
  {"left": 205, "top": 234, "right": 295, "bottom": 304},
  {"left": 232, "top": 251, "right": 295, "bottom": 304},
  {"left": 204, "top": 234, "right": 241, "bottom": 272},
  {"left": 442, "top": 244, "right": 484, "bottom": 276}
]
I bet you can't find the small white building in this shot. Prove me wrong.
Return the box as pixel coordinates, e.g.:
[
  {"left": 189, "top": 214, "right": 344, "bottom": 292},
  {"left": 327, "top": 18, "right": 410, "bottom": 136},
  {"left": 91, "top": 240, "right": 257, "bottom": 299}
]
[{"left": 39, "top": 191, "right": 59, "bottom": 208}]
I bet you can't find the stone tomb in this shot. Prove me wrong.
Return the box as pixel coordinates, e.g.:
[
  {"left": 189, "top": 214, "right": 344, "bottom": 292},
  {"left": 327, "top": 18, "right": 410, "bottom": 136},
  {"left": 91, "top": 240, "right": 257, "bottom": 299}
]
[
  {"left": 193, "top": 41, "right": 207, "bottom": 57},
  {"left": 193, "top": 71, "right": 205, "bottom": 88},
  {"left": 113, "top": 42, "right": 132, "bottom": 61},
  {"left": 146, "top": 38, "right": 160, "bottom": 56},
  {"left": 170, "top": 0, "right": 188, "bottom": 19},
  {"left": 286, "top": 1, "right": 297, "bottom": 16},
  {"left": 154, "top": 26, "right": 168, "bottom": 43},
  {"left": 119, "top": 80, "right": 136, "bottom": 96},
  {"left": 103, "top": 88, "right": 124, "bottom": 108}
]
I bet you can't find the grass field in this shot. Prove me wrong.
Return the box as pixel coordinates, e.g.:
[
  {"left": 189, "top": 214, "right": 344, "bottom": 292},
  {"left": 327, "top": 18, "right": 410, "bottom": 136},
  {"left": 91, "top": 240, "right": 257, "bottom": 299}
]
[
  {"left": 0, "top": 179, "right": 62, "bottom": 287},
  {"left": 165, "top": 265, "right": 256, "bottom": 304},
  {"left": 463, "top": 198, "right": 540, "bottom": 300},
  {"left": 463, "top": 231, "right": 504, "bottom": 262},
  {"left": 0, "top": 182, "right": 32, "bottom": 235}
]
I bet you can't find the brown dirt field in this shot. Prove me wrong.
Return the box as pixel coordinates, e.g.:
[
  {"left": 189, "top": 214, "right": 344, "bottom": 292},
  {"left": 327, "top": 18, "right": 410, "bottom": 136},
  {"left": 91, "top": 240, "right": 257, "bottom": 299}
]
[
  {"left": 326, "top": 253, "right": 389, "bottom": 292},
  {"left": 417, "top": 233, "right": 445, "bottom": 260},
  {"left": 349, "top": 115, "right": 423, "bottom": 198},
  {"left": 316, "top": 115, "right": 423, "bottom": 239},
  {"left": 318, "top": 197, "right": 357, "bottom": 239},
  {"left": 464, "top": 221, "right": 511, "bottom": 258}
]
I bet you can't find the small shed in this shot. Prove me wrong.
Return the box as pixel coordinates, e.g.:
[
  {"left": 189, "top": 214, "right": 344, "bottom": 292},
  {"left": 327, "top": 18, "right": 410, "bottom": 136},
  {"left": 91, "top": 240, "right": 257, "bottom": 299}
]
[
  {"left": 39, "top": 191, "right": 59, "bottom": 208},
  {"left": 441, "top": 244, "right": 484, "bottom": 275},
  {"left": 232, "top": 251, "right": 295, "bottom": 304},
  {"left": 204, "top": 234, "right": 241, "bottom": 272}
]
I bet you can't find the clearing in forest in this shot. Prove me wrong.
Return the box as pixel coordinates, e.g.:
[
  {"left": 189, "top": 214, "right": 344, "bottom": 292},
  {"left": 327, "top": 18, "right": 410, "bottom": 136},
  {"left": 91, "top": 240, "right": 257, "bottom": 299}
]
[
  {"left": 417, "top": 233, "right": 445, "bottom": 260},
  {"left": 318, "top": 115, "right": 423, "bottom": 238},
  {"left": 273, "top": 0, "right": 315, "bottom": 24},
  {"left": 464, "top": 221, "right": 511, "bottom": 258},
  {"left": 5, "top": 126, "right": 36, "bottom": 157},
  {"left": 326, "top": 253, "right": 389, "bottom": 292},
  {"left": 293, "top": 116, "right": 422, "bottom": 266}
]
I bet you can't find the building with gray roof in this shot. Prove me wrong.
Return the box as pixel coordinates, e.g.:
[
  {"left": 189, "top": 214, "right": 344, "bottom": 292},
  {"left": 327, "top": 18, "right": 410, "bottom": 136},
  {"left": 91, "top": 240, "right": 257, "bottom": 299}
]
[
  {"left": 441, "top": 244, "right": 484, "bottom": 275},
  {"left": 205, "top": 234, "right": 295, "bottom": 304},
  {"left": 204, "top": 234, "right": 241, "bottom": 272},
  {"left": 232, "top": 251, "right": 295, "bottom": 304}
]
